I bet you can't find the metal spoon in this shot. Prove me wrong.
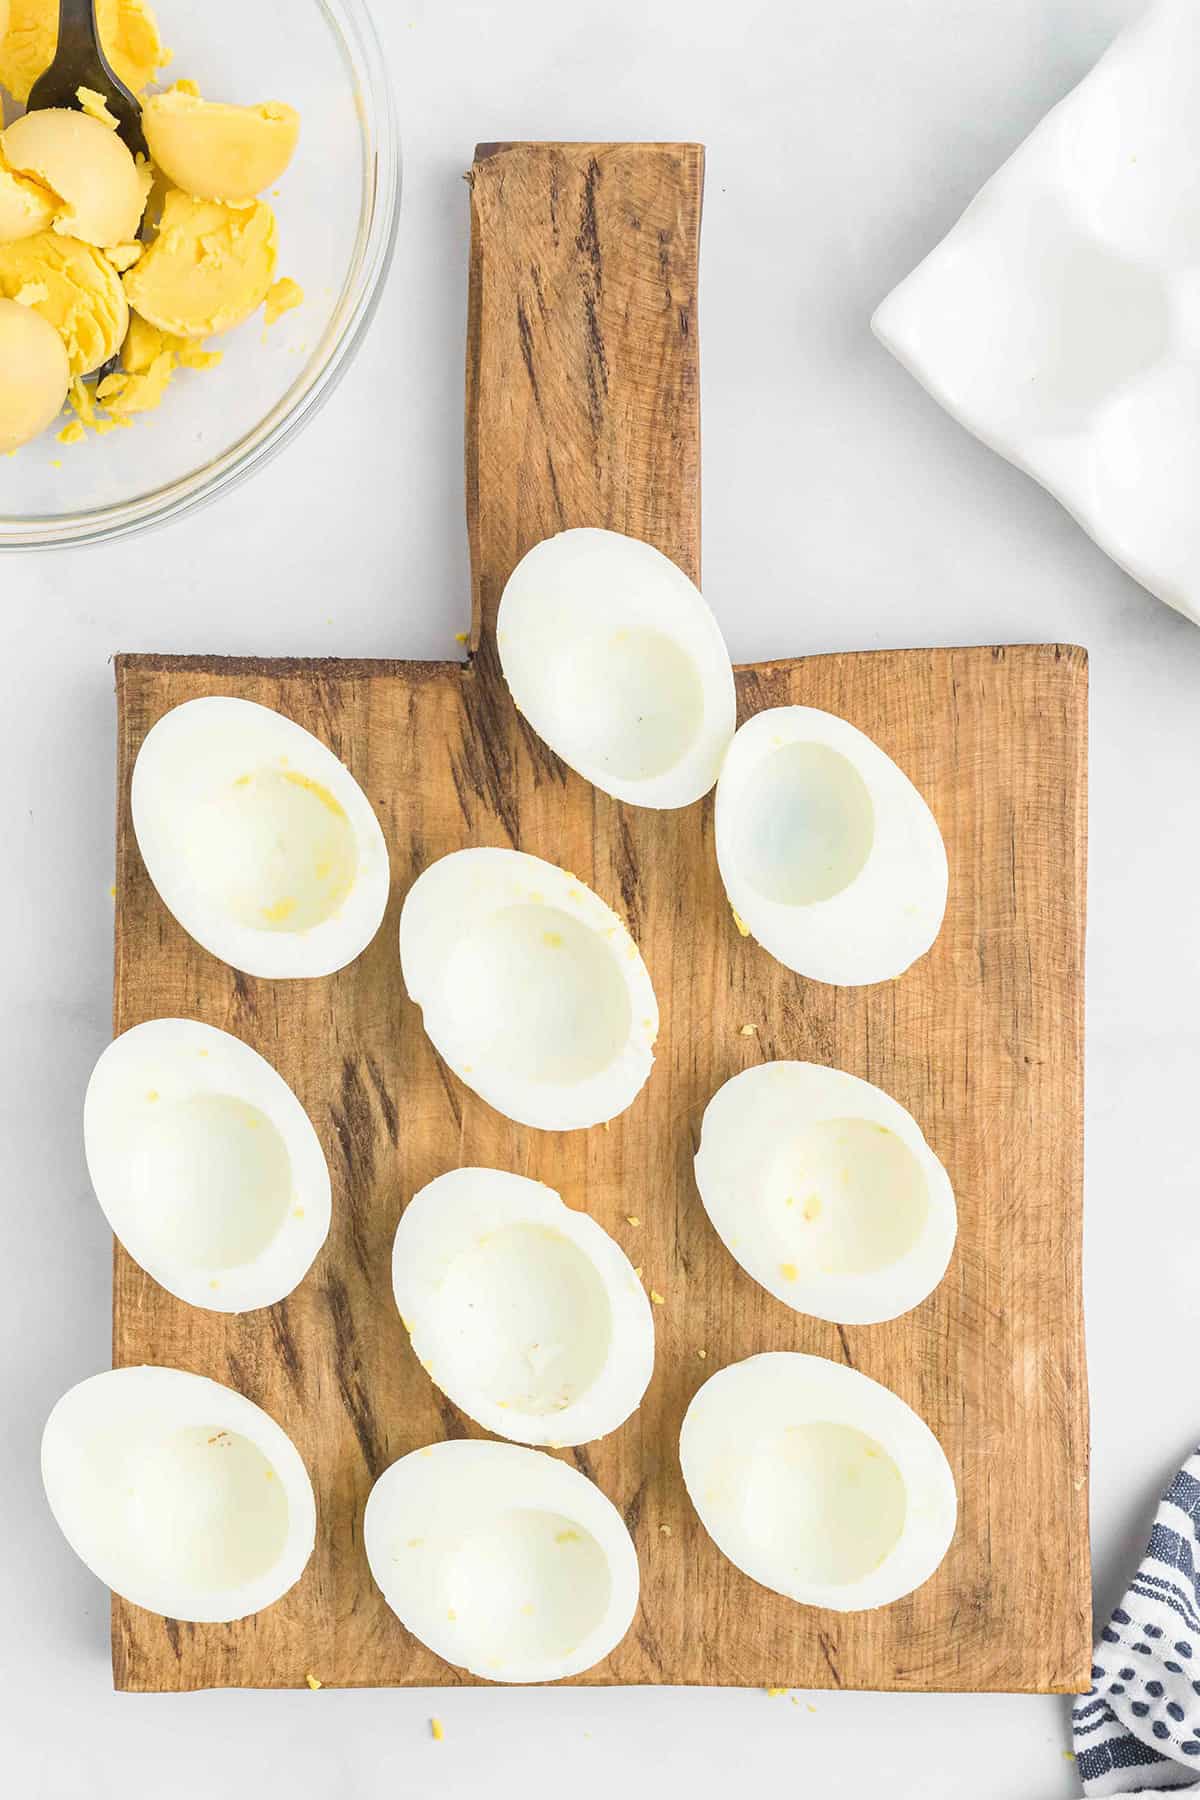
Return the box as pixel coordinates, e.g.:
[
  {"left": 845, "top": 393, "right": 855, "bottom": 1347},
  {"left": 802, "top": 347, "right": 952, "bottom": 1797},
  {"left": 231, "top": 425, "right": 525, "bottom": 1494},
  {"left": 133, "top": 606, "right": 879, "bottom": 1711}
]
[{"left": 26, "top": 0, "right": 148, "bottom": 159}]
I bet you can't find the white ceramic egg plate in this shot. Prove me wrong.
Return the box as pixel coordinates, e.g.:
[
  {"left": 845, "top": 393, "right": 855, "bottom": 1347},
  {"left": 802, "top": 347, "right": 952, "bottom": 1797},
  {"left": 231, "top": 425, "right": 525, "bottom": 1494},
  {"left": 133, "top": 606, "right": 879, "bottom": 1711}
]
[{"left": 873, "top": 0, "right": 1200, "bottom": 626}]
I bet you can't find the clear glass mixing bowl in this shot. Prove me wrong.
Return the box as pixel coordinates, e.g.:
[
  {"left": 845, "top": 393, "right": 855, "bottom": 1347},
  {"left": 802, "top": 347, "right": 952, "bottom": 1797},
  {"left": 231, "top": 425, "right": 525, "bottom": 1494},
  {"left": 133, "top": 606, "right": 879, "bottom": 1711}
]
[{"left": 0, "top": 0, "right": 400, "bottom": 549}]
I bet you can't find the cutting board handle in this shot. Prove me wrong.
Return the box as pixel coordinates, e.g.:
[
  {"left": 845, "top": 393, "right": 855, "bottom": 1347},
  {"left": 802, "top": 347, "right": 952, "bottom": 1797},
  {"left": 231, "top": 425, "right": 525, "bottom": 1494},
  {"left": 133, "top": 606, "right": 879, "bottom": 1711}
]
[{"left": 465, "top": 141, "right": 705, "bottom": 655}]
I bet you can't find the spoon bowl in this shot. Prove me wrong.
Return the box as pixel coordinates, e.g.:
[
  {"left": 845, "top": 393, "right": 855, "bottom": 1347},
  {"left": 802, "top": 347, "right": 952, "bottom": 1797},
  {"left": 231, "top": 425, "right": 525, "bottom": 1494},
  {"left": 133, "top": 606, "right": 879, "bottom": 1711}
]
[{"left": 26, "top": 0, "right": 147, "bottom": 157}]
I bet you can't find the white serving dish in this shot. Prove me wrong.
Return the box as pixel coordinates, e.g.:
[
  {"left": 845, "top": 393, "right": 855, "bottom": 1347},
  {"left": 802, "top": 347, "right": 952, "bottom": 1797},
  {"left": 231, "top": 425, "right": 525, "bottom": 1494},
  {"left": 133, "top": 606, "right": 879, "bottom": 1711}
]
[{"left": 873, "top": 0, "right": 1200, "bottom": 626}]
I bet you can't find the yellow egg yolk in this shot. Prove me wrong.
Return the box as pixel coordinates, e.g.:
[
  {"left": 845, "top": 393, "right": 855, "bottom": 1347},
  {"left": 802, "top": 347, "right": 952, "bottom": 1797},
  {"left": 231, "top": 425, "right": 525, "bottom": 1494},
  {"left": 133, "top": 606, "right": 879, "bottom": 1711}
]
[
  {"left": 0, "top": 231, "right": 127, "bottom": 375},
  {"left": 0, "top": 293, "right": 68, "bottom": 450},
  {"left": 123, "top": 190, "right": 278, "bottom": 338}
]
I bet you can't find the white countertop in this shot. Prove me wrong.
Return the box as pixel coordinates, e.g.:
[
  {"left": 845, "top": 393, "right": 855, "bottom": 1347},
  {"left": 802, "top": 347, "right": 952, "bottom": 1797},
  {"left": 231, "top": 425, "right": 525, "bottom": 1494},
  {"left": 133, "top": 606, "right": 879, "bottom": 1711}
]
[{"left": 5, "top": 1, "right": 1198, "bottom": 1794}]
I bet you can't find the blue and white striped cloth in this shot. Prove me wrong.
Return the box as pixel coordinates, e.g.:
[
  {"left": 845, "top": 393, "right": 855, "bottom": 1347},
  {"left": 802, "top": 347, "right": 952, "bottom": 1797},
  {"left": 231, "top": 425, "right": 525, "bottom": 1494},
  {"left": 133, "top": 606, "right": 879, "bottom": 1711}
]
[{"left": 1075, "top": 1451, "right": 1200, "bottom": 1794}]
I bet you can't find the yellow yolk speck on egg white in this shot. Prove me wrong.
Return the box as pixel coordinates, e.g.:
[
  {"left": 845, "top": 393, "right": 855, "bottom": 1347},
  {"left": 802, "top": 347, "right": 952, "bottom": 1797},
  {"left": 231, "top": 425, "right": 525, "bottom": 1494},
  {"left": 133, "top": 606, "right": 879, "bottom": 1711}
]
[
  {"left": 0, "top": 232, "right": 127, "bottom": 375},
  {"left": 0, "top": 0, "right": 171, "bottom": 104},
  {"left": 123, "top": 190, "right": 278, "bottom": 338}
]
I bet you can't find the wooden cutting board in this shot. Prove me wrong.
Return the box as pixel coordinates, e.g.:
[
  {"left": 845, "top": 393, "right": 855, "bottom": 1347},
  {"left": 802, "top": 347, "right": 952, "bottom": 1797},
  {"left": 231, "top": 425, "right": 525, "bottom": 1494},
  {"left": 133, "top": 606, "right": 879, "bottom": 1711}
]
[{"left": 110, "top": 142, "right": 1090, "bottom": 1694}]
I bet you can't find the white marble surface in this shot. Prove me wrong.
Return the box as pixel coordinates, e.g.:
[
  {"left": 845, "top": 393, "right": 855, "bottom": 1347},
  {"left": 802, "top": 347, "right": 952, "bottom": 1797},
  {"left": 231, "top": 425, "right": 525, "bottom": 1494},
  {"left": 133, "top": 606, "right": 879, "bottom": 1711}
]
[{"left": 4, "top": 1, "right": 1198, "bottom": 1795}]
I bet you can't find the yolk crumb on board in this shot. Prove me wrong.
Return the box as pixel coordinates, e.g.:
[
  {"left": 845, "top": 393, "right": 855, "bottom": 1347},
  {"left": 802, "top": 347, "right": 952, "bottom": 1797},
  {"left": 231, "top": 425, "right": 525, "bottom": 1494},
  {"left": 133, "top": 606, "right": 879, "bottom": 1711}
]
[
  {"left": 650, "top": 1289, "right": 665, "bottom": 1306},
  {"left": 305, "top": 1672, "right": 322, "bottom": 1690},
  {"left": 626, "top": 1215, "right": 640, "bottom": 1227},
  {"left": 659, "top": 1524, "right": 672, "bottom": 1536},
  {"left": 739, "top": 1023, "right": 757, "bottom": 1037},
  {"left": 731, "top": 907, "right": 751, "bottom": 937},
  {"left": 696, "top": 1348, "right": 707, "bottom": 1359}
]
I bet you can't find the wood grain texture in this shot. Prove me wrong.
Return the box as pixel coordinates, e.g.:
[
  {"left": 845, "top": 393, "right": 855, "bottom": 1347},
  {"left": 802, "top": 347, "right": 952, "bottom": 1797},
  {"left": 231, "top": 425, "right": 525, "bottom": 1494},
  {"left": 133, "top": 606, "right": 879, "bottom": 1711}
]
[{"left": 110, "top": 143, "right": 1090, "bottom": 1695}]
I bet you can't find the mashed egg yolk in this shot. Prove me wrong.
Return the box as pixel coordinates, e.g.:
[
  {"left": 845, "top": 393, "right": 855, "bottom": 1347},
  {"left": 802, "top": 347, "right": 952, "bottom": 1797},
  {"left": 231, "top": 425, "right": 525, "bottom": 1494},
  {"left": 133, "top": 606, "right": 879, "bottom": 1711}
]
[
  {"left": 0, "top": 292, "right": 68, "bottom": 449},
  {"left": 123, "top": 190, "right": 278, "bottom": 338},
  {"left": 0, "top": 231, "right": 127, "bottom": 375}
]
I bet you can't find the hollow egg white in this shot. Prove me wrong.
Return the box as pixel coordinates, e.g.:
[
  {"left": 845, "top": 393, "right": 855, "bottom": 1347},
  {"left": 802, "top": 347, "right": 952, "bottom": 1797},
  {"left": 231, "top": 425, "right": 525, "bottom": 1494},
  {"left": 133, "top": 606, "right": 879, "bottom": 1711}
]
[
  {"left": 364, "top": 1439, "right": 639, "bottom": 1682},
  {"left": 42, "top": 1366, "right": 316, "bottom": 1623},
  {"left": 393, "top": 1168, "right": 653, "bottom": 1447},
  {"left": 716, "top": 705, "right": 947, "bottom": 985},
  {"left": 399, "top": 848, "right": 658, "bottom": 1131},
  {"left": 497, "top": 528, "right": 736, "bottom": 809},
  {"left": 85, "top": 1019, "right": 331, "bottom": 1314},
  {"left": 694, "top": 1061, "right": 956, "bottom": 1325},
  {"left": 131, "top": 696, "right": 389, "bottom": 980},
  {"left": 680, "top": 1353, "right": 956, "bottom": 1612}
]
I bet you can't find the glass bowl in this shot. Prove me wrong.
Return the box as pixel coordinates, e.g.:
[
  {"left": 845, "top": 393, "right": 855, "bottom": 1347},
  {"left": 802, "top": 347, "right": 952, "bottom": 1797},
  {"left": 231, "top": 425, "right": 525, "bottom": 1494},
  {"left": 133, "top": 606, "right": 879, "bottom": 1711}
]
[{"left": 0, "top": 0, "right": 400, "bottom": 550}]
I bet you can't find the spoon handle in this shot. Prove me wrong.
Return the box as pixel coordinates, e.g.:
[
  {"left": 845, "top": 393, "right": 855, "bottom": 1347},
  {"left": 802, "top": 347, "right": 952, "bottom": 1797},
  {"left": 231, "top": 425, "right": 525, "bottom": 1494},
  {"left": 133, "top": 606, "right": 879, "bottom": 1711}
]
[{"left": 52, "top": 0, "right": 102, "bottom": 63}]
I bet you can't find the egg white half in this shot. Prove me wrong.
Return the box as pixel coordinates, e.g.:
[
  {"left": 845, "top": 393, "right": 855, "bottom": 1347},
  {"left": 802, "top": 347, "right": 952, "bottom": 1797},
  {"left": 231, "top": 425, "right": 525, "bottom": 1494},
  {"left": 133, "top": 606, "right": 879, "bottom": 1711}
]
[
  {"left": 694, "top": 1061, "right": 956, "bottom": 1324},
  {"left": 131, "top": 697, "right": 390, "bottom": 980},
  {"left": 399, "top": 847, "right": 658, "bottom": 1131},
  {"left": 716, "top": 705, "right": 947, "bottom": 985},
  {"left": 364, "top": 1439, "right": 639, "bottom": 1682},
  {"left": 42, "top": 1366, "right": 316, "bottom": 1623},
  {"left": 85, "top": 1018, "right": 332, "bottom": 1314},
  {"left": 680, "top": 1352, "right": 957, "bottom": 1612},
  {"left": 393, "top": 1168, "right": 653, "bottom": 1447},
  {"left": 497, "top": 528, "right": 736, "bottom": 809}
]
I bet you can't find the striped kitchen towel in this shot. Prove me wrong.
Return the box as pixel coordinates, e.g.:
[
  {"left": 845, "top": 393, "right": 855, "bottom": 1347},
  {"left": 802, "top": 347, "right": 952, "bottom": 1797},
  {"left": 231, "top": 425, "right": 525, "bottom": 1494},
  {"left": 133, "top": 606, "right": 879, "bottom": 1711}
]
[{"left": 1075, "top": 1450, "right": 1200, "bottom": 1795}]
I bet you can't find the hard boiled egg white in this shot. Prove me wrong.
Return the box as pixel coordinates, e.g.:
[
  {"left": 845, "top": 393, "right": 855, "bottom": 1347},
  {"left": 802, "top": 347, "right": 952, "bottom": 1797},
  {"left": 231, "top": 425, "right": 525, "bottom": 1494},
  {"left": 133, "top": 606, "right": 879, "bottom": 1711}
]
[
  {"left": 399, "top": 848, "right": 658, "bottom": 1131},
  {"left": 85, "top": 1019, "right": 331, "bottom": 1314},
  {"left": 694, "top": 1061, "right": 956, "bottom": 1324},
  {"left": 393, "top": 1168, "right": 653, "bottom": 1447},
  {"left": 497, "top": 528, "right": 736, "bottom": 808},
  {"left": 132, "top": 697, "right": 390, "bottom": 980},
  {"left": 364, "top": 1439, "right": 639, "bottom": 1683},
  {"left": 680, "top": 1353, "right": 956, "bottom": 1612},
  {"left": 42, "top": 1366, "right": 316, "bottom": 1623},
  {"left": 716, "top": 705, "right": 947, "bottom": 985}
]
